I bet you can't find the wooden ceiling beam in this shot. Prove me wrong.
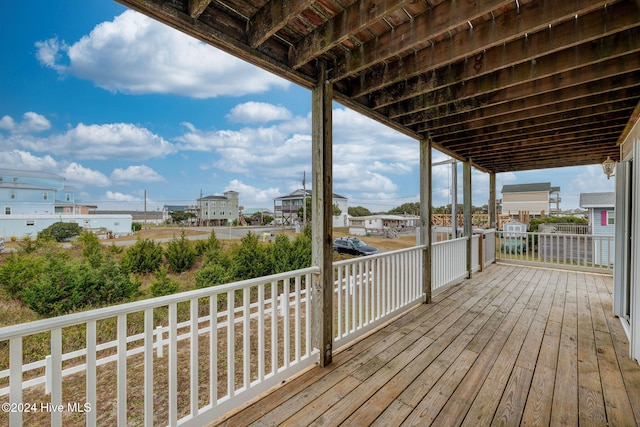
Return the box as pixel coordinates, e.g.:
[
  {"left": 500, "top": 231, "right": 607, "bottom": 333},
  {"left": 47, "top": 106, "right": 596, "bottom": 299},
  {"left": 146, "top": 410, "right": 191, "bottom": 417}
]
[
  {"left": 368, "top": 1, "right": 640, "bottom": 108},
  {"left": 482, "top": 146, "right": 620, "bottom": 172},
  {"left": 289, "top": 0, "right": 416, "bottom": 69},
  {"left": 395, "top": 52, "right": 640, "bottom": 125},
  {"left": 429, "top": 104, "right": 636, "bottom": 141},
  {"left": 350, "top": 0, "right": 636, "bottom": 99},
  {"left": 188, "top": 0, "right": 212, "bottom": 19},
  {"left": 248, "top": 0, "right": 316, "bottom": 48},
  {"left": 419, "top": 88, "right": 640, "bottom": 134},
  {"left": 446, "top": 129, "right": 624, "bottom": 161},
  {"left": 331, "top": 0, "right": 518, "bottom": 81},
  {"left": 443, "top": 120, "right": 629, "bottom": 150}
]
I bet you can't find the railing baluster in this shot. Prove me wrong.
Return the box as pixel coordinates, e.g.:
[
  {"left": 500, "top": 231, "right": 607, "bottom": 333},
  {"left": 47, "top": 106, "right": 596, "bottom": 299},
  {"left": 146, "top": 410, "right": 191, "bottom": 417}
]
[
  {"left": 9, "top": 337, "right": 22, "bottom": 427},
  {"left": 168, "top": 303, "right": 178, "bottom": 426},
  {"left": 86, "top": 321, "right": 97, "bottom": 427},
  {"left": 227, "top": 291, "right": 235, "bottom": 398},
  {"left": 190, "top": 298, "right": 199, "bottom": 416},
  {"left": 271, "top": 282, "right": 277, "bottom": 376},
  {"left": 210, "top": 296, "right": 218, "bottom": 406},
  {"left": 282, "top": 279, "right": 290, "bottom": 369},
  {"left": 294, "top": 275, "right": 301, "bottom": 362},
  {"left": 143, "top": 310, "right": 153, "bottom": 427},
  {"left": 258, "top": 285, "right": 265, "bottom": 381},
  {"left": 50, "top": 328, "right": 63, "bottom": 427}
]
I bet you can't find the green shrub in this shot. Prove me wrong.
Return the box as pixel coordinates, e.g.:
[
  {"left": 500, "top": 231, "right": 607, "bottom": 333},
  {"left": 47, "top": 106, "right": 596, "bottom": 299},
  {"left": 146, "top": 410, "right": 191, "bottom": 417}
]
[
  {"left": 150, "top": 266, "right": 179, "bottom": 297},
  {"left": 78, "top": 231, "right": 103, "bottom": 268},
  {"left": 38, "top": 222, "right": 82, "bottom": 242},
  {"left": 132, "top": 222, "right": 143, "bottom": 232},
  {"left": 290, "top": 232, "right": 312, "bottom": 270},
  {"left": 195, "top": 263, "right": 230, "bottom": 289},
  {"left": 0, "top": 252, "right": 47, "bottom": 298},
  {"left": 229, "top": 232, "right": 273, "bottom": 281},
  {"left": 121, "top": 238, "right": 163, "bottom": 274},
  {"left": 165, "top": 230, "right": 197, "bottom": 273},
  {"left": 272, "top": 234, "right": 292, "bottom": 274}
]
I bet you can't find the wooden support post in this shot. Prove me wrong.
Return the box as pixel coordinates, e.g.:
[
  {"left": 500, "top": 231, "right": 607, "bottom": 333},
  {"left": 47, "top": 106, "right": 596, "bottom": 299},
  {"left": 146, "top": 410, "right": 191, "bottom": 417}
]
[
  {"left": 311, "top": 60, "right": 333, "bottom": 367},
  {"left": 420, "top": 138, "right": 432, "bottom": 303},
  {"left": 463, "top": 160, "right": 472, "bottom": 278},
  {"left": 489, "top": 172, "right": 496, "bottom": 230}
]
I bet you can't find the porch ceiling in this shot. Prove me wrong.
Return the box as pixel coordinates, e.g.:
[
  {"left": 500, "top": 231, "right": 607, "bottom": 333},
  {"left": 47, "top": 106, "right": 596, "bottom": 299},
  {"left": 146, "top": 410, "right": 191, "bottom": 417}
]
[{"left": 115, "top": 0, "right": 640, "bottom": 173}]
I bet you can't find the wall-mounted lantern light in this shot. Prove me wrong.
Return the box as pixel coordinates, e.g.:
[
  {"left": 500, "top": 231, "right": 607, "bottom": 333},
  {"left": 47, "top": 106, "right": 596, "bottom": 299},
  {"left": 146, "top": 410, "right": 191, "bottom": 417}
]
[{"left": 602, "top": 156, "right": 616, "bottom": 180}]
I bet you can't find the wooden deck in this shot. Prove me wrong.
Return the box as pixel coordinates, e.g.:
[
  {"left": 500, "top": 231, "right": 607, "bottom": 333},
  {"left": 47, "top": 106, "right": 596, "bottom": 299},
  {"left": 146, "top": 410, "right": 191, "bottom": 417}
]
[{"left": 215, "top": 264, "right": 640, "bottom": 426}]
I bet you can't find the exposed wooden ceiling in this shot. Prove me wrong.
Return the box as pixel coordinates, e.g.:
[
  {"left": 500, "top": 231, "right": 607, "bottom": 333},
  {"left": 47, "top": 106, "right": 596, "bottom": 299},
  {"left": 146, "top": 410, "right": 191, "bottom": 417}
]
[{"left": 115, "top": 0, "right": 640, "bottom": 173}]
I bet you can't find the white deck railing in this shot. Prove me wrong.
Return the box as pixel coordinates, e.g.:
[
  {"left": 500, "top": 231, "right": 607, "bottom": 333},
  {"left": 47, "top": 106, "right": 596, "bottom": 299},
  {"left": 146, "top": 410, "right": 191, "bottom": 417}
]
[
  {"left": 496, "top": 232, "right": 614, "bottom": 272},
  {"left": 333, "top": 246, "right": 424, "bottom": 349},
  {"left": 432, "top": 237, "right": 468, "bottom": 293},
  {"left": 0, "top": 268, "right": 318, "bottom": 427},
  {"left": 0, "top": 240, "right": 490, "bottom": 426}
]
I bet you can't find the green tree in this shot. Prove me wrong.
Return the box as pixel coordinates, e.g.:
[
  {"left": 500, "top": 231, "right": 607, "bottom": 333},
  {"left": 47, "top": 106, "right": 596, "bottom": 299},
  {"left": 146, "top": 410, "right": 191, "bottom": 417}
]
[
  {"left": 297, "top": 198, "right": 342, "bottom": 222},
  {"left": 387, "top": 202, "right": 420, "bottom": 215},
  {"left": 195, "top": 263, "right": 230, "bottom": 289},
  {"left": 38, "top": 222, "right": 82, "bottom": 242},
  {"left": 168, "top": 210, "right": 196, "bottom": 224},
  {"left": 348, "top": 206, "right": 372, "bottom": 216},
  {"left": 78, "top": 231, "right": 103, "bottom": 268},
  {"left": 229, "top": 232, "right": 272, "bottom": 280},
  {"left": 121, "top": 238, "right": 163, "bottom": 274},
  {"left": 272, "top": 234, "right": 292, "bottom": 274},
  {"left": 165, "top": 230, "right": 197, "bottom": 273},
  {"left": 150, "top": 266, "right": 179, "bottom": 297}
]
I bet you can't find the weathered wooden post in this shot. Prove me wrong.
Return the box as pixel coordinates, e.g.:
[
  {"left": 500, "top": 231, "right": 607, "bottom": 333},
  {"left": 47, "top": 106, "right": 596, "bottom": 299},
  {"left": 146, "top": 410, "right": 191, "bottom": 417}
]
[
  {"left": 311, "top": 59, "right": 333, "bottom": 367},
  {"left": 420, "top": 138, "right": 432, "bottom": 303}
]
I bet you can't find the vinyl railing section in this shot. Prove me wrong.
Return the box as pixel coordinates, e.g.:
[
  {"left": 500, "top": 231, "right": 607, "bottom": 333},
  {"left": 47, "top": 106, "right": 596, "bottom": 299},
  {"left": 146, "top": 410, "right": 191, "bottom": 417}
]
[
  {"left": 333, "top": 246, "right": 425, "bottom": 350},
  {"left": 0, "top": 267, "right": 319, "bottom": 427},
  {"left": 432, "top": 237, "right": 468, "bottom": 293},
  {"left": 496, "top": 232, "right": 614, "bottom": 272}
]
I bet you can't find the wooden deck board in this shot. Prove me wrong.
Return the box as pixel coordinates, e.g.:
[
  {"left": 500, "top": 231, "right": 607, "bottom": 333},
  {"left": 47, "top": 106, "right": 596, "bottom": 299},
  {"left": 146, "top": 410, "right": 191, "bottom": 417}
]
[{"left": 215, "top": 265, "right": 640, "bottom": 427}]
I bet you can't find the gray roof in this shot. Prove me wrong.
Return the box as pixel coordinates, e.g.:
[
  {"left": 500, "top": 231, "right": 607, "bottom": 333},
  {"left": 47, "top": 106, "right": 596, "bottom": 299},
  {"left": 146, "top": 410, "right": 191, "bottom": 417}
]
[
  {"left": 0, "top": 168, "right": 64, "bottom": 180},
  {"left": 579, "top": 192, "right": 615, "bottom": 208},
  {"left": 501, "top": 182, "right": 555, "bottom": 193}
]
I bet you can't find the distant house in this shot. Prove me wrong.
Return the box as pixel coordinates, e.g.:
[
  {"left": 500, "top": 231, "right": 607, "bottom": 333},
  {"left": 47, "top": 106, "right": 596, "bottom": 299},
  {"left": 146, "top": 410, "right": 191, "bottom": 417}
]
[
  {"left": 241, "top": 208, "right": 274, "bottom": 225},
  {"left": 0, "top": 168, "right": 75, "bottom": 215},
  {"left": 162, "top": 204, "right": 199, "bottom": 224},
  {"left": 348, "top": 214, "right": 420, "bottom": 237},
  {"left": 580, "top": 192, "right": 615, "bottom": 265},
  {"left": 0, "top": 168, "right": 131, "bottom": 238},
  {"left": 198, "top": 191, "right": 240, "bottom": 226},
  {"left": 501, "top": 182, "right": 561, "bottom": 218},
  {"left": 274, "top": 189, "right": 348, "bottom": 228}
]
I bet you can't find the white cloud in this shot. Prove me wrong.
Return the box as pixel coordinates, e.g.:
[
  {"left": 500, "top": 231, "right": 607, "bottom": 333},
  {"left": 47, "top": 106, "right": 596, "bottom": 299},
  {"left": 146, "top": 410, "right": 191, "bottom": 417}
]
[
  {"left": 48, "top": 123, "right": 175, "bottom": 160},
  {"left": 226, "top": 102, "right": 293, "bottom": 124},
  {"left": 64, "top": 162, "right": 111, "bottom": 187},
  {"left": 104, "top": 190, "right": 142, "bottom": 203},
  {"left": 0, "top": 150, "right": 59, "bottom": 171},
  {"left": 0, "top": 112, "right": 51, "bottom": 134},
  {"left": 226, "top": 179, "right": 282, "bottom": 205},
  {"left": 111, "top": 165, "right": 165, "bottom": 183},
  {"left": 35, "top": 10, "right": 289, "bottom": 98}
]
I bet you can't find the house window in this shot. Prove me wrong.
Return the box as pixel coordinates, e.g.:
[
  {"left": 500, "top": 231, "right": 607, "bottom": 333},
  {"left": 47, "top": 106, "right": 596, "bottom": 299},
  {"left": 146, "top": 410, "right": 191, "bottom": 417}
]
[
  {"left": 222, "top": 201, "right": 226, "bottom": 207},
  {"left": 601, "top": 210, "right": 615, "bottom": 226},
  {"left": 211, "top": 211, "right": 216, "bottom": 216},
  {"left": 43, "top": 192, "right": 48, "bottom": 200},
  {"left": 212, "top": 202, "right": 216, "bottom": 207},
  {"left": 220, "top": 211, "right": 225, "bottom": 216},
  {"left": 66, "top": 194, "right": 71, "bottom": 202},
  {"left": 13, "top": 177, "right": 18, "bottom": 183},
  {"left": 203, "top": 210, "right": 208, "bottom": 216},
  {"left": 5, "top": 207, "right": 11, "bottom": 215},
  {"left": 26, "top": 220, "right": 35, "bottom": 226},
  {"left": 10, "top": 191, "right": 16, "bottom": 199}
]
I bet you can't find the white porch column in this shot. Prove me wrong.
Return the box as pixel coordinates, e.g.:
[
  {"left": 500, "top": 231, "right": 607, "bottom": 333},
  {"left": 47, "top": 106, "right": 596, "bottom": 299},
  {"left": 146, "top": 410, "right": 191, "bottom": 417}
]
[
  {"left": 420, "top": 138, "right": 433, "bottom": 303},
  {"left": 463, "top": 159, "right": 473, "bottom": 278},
  {"left": 311, "top": 60, "right": 333, "bottom": 367}
]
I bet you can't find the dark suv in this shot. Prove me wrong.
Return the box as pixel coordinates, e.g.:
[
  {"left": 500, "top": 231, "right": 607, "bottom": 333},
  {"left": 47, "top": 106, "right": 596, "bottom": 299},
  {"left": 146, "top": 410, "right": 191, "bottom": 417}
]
[{"left": 333, "top": 237, "right": 379, "bottom": 256}]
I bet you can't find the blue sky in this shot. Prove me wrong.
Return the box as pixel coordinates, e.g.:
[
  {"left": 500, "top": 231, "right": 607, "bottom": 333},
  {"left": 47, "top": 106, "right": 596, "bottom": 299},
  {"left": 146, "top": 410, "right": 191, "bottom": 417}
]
[{"left": 0, "top": 1, "right": 615, "bottom": 213}]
